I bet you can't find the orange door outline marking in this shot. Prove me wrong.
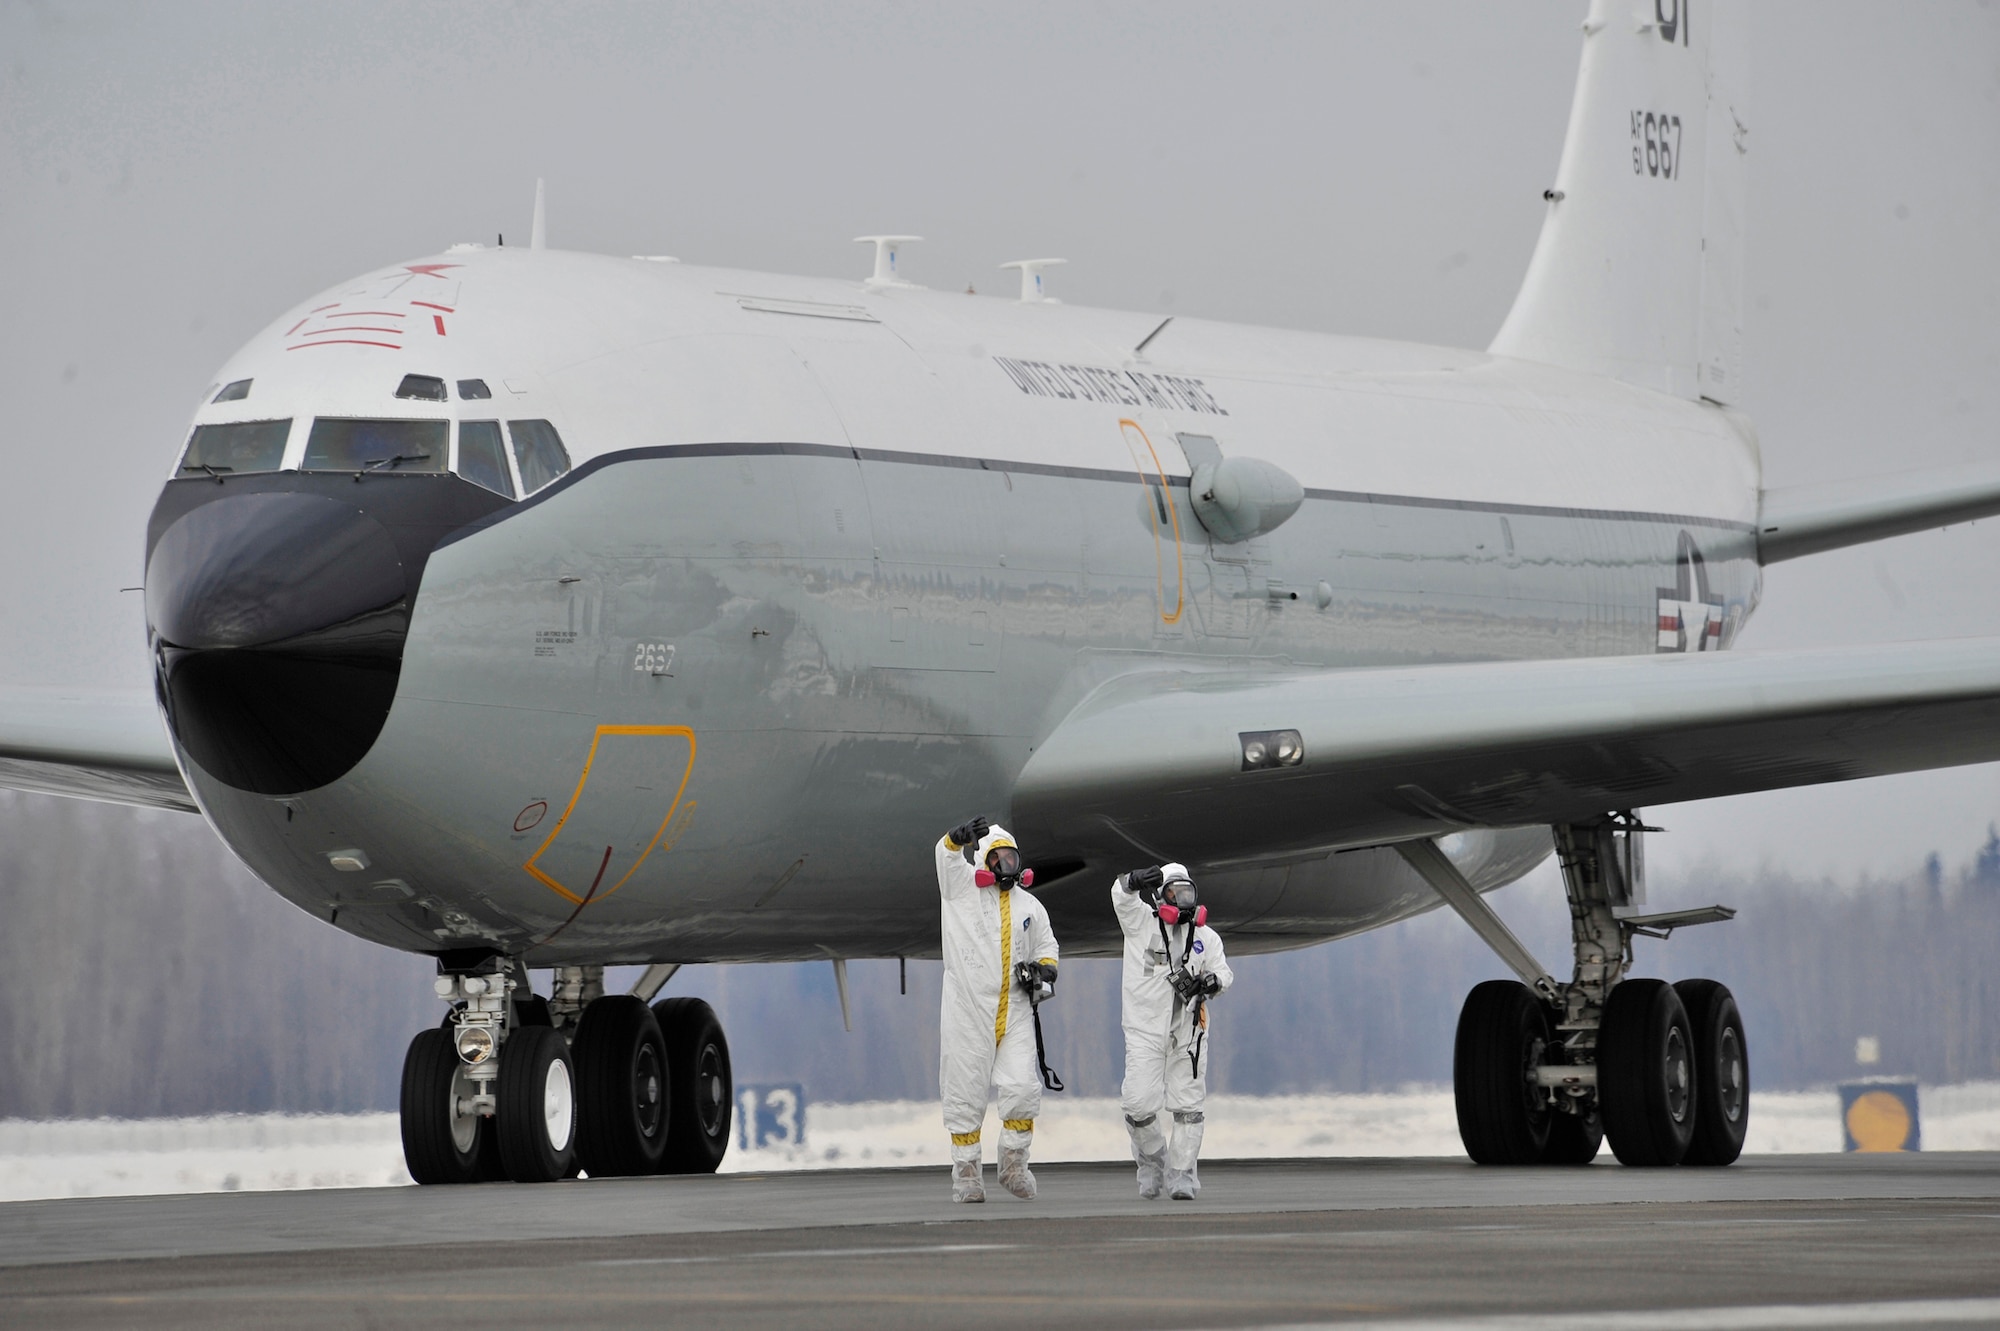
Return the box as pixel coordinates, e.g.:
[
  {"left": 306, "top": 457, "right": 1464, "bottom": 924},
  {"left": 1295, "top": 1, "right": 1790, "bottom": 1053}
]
[
  {"left": 523, "top": 724, "right": 697, "bottom": 904},
  {"left": 1120, "top": 417, "right": 1186, "bottom": 624}
]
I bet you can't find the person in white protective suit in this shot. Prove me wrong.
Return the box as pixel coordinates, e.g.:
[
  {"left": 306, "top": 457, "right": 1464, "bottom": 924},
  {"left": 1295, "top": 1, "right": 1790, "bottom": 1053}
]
[
  {"left": 936, "top": 816, "right": 1060, "bottom": 1203},
  {"left": 1114, "top": 863, "right": 1233, "bottom": 1200}
]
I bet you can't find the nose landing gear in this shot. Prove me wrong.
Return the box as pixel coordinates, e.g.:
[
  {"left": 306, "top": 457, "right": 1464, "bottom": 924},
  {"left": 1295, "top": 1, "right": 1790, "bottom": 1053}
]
[
  {"left": 399, "top": 1026, "right": 505, "bottom": 1184},
  {"left": 399, "top": 959, "right": 734, "bottom": 1185},
  {"left": 1403, "top": 814, "right": 1744, "bottom": 1168}
]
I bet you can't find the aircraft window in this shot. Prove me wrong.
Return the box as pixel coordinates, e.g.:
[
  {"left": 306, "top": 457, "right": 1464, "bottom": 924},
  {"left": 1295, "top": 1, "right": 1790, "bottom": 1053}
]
[
  {"left": 508, "top": 419, "right": 572, "bottom": 494},
  {"left": 457, "top": 421, "right": 513, "bottom": 497},
  {"left": 302, "top": 418, "right": 448, "bottom": 473},
  {"left": 212, "top": 379, "right": 252, "bottom": 403},
  {"left": 395, "top": 374, "right": 448, "bottom": 402},
  {"left": 457, "top": 378, "right": 492, "bottom": 400},
  {"left": 177, "top": 419, "right": 291, "bottom": 477}
]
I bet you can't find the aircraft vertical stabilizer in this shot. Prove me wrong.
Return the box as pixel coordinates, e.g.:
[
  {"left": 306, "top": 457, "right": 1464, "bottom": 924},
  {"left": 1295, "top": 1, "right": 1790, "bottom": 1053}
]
[{"left": 1490, "top": 0, "right": 1747, "bottom": 404}]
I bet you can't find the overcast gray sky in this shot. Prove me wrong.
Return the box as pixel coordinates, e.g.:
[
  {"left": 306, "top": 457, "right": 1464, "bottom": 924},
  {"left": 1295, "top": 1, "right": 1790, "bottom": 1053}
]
[{"left": 2, "top": 0, "right": 1996, "bottom": 882}]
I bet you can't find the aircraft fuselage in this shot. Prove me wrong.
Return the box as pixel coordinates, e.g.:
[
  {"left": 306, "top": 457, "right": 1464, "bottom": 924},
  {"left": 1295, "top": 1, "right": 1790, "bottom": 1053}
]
[{"left": 146, "top": 249, "right": 1761, "bottom": 962}]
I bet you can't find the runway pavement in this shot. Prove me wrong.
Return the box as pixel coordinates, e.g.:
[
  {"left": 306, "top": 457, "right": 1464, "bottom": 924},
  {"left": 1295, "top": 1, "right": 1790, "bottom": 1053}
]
[{"left": 6, "top": 1154, "right": 2000, "bottom": 1328}]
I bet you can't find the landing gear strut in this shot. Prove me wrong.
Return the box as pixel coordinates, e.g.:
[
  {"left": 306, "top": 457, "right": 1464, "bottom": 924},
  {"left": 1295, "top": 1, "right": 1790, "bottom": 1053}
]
[
  {"left": 1400, "top": 814, "right": 1745, "bottom": 1167},
  {"left": 398, "top": 958, "right": 734, "bottom": 1184}
]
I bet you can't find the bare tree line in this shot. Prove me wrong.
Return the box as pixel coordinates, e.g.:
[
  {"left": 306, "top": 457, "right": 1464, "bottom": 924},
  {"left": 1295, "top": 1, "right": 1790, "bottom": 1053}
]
[
  {"left": 0, "top": 792, "right": 432, "bottom": 1119},
  {"left": 4, "top": 789, "right": 1997, "bottom": 1119}
]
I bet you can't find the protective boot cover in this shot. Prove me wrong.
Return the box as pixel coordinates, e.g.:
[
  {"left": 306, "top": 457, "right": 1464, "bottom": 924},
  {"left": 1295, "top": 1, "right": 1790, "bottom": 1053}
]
[
  {"left": 997, "top": 1143, "right": 1037, "bottom": 1200},
  {"left": 1167, "top": 1111, "right": 1205, "bottom": 1199},
  {"left": 1134, "top": 1145, "right": 1167, "bottom": 1200},
  {"left": 951, "top": 1142, "right": 985, "bottom": 1203},
  {"left": 1127, "top": 1110, "right": 1168, "bottom": 1199}
]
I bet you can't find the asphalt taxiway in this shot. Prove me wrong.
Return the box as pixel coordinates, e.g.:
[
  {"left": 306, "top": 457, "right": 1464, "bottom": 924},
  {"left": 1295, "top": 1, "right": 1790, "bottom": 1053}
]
[{"left": 6, "top": 1154, "right": 2000, "bottom": 1328}]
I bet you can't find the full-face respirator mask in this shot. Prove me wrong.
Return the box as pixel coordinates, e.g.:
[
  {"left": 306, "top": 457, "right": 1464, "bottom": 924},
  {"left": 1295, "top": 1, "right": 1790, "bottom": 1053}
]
[
  {"left": 974, "top": 844, "right": 1033, "bottom": 890},
  {"left": 1155, "top": 876, "right": 1206, "bottom": 927}
]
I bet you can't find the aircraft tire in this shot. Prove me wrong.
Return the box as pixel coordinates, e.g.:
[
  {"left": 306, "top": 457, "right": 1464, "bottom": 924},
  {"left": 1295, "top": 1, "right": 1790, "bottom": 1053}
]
[
  {"left": 1453, "top": 980, "right": 1553, "bottom": 1165},
  {"left": 653, "top": 997, "right": 734, "bottom": 1174},
  {"left": 496, "top": 1024, "right": 578, "bottom": 1183},
  {"left": 399, "top": 1027, "right": 503, "bottom": 1185},
  {"left": 1675, "top": 979, "right": 1749, "bottom": 1166},
  {"left": 1541, "top": 1108, "right": 1603, "bottom": 1164},
  {"left": 572, "top": 996, "right": 670, "bottom": 1178},
  {"left": 1598, "top": 978, "right": 1696, "bottom": 1167}
]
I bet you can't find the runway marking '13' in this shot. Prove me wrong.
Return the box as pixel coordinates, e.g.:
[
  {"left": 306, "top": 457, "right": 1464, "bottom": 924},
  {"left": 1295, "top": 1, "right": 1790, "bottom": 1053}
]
[{"left": 737, "top": 1083, "right": 807, "bottom": 1151}]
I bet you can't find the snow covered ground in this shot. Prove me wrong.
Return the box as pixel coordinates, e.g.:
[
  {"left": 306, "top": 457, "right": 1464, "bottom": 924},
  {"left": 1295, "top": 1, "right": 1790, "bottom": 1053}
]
[{"left": 6, "top": 1084, "right": 2000, "bottom": 1203}]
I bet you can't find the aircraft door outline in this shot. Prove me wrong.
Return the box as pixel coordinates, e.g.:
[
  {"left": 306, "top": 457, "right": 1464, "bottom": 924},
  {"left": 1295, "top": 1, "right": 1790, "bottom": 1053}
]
[{"left": 523, "top": 723, "right": 697, "bottom": 904}]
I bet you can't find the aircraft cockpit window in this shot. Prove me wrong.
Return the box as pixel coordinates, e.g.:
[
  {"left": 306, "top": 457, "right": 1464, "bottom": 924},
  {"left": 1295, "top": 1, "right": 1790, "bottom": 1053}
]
[
  {"left": 395, "top": 374, "right": 448, "bottom": 402},
  {"left": 177, "top": 419, "right": 291, "bottom": 478},
  {"left": 457, "top": 421, "right": 514, "bottom": 497},
  {"left": 507, "top": 419, "right": 573, "bottom": 494},
  {"left": 302, "top": 418, "right": 448, "bottom": 473},
  {"left": 212, "top": 379, "right": 252, "bottom": 403},
  {"left": 457, "top": 378, "right": 492, "bottom": 400}
]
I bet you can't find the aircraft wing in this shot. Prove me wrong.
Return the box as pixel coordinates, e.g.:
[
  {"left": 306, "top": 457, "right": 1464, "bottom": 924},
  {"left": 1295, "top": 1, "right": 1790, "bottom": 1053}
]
[
  {"left": 0, "top": 687, "right": 196, "bottom": 813},
  {"left": 1759, "top": 461, "right": 2000, "bottom": 564},
  {"left": 1012, "top": 640, "right": 2000, "bottom": 867}
]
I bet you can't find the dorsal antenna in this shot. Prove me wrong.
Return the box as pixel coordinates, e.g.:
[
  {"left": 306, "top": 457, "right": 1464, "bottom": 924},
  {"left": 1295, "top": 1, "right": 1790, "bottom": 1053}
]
[
  {"left": 1134, "top": 316, "right": 1174, "bottom": 358},
  {"left": 999, "top": 258, "right": 1066, "bottom": 304},
  {"left": 854, "top": 235, "right": 922, "bottom": 288},
  {"left": 530, "top": 179, "right": 547, "bottom": 251}
]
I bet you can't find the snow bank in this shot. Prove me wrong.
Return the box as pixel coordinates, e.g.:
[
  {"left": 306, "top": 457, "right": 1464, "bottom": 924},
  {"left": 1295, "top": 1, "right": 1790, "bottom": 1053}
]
[{"left": 5, "top": 1082, "right": 1998, "bottom": 1202}]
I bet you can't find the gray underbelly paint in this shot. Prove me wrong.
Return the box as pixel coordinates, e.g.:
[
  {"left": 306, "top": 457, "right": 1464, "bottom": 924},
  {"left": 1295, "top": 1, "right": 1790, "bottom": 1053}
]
[{"left": 183, "top": 444, "right": 1758, "bottom": 963}]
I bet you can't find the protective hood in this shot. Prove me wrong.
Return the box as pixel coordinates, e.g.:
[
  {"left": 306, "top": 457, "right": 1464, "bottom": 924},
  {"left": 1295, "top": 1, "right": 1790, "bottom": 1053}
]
[{"left": 976, "top": 825, "right": 1019, "bottom": 862}]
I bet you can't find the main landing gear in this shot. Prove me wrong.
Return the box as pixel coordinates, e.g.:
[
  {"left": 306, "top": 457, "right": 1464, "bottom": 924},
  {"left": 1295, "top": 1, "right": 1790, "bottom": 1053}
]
[
  {"left": 399, "top": 959, "right": 733, "bottom": 1184},
  {"left": 1400, "top": 815, "right": 1748, "bottom": 1168}
]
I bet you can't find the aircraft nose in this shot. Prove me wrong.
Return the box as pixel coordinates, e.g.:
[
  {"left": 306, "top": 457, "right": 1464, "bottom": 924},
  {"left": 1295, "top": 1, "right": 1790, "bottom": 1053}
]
[
  {"left": 147, "top": 492, "right": 411, "bottom": 796},
  {"left": 147, "top": 492, "right": 407, "bottom": 652}
]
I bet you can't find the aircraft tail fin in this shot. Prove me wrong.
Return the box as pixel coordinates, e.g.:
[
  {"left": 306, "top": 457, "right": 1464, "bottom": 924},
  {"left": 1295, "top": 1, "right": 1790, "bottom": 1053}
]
[{"left": 1489, "top": 0, "right": 1747, "bottom": 404}]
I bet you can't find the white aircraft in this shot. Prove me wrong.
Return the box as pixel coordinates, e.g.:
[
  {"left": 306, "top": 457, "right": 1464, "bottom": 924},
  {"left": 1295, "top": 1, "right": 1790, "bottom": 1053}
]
[{"left": 6, "top": 0, "right": 1999, "bottom": 1181}]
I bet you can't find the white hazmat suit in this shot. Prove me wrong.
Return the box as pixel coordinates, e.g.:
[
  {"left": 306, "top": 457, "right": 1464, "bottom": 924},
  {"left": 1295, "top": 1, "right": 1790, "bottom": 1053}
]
[
  {"left": 937, "top": 823, "right": 1059, "bottom": 1202},
  {"left": 1115, "top": 866, "right": 1233, "bottom": 1200}
]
